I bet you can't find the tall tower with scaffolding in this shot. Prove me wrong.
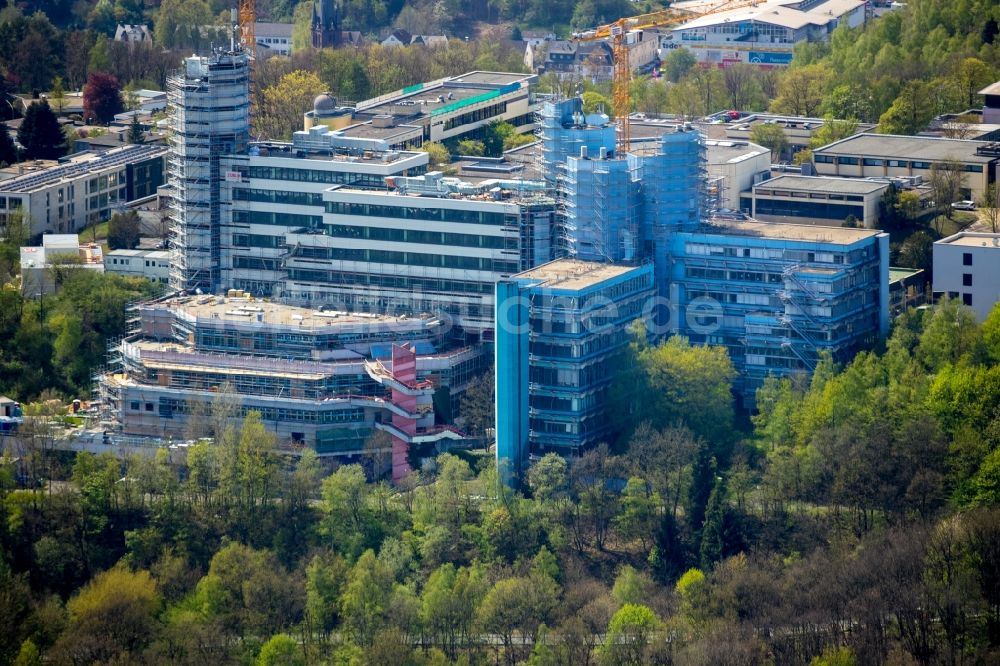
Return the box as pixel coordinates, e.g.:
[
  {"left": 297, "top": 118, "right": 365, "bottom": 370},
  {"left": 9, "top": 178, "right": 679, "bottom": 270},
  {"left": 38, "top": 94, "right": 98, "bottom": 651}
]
[
  {"left": 167, "top": 19, "right": 250, "bottom": 293},
  {"left": 632, "top": 130, "right": 707, "bottom": 294}
]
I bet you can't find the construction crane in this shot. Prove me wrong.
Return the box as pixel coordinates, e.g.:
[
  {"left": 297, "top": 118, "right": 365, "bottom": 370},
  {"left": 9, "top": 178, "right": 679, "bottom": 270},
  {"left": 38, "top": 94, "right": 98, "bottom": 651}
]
[
  {"left": 238, "top": 0, "right": 257, "bottom": 133},
  {"left": 574, "top": 0, "right": 763, "bottom": 155}
]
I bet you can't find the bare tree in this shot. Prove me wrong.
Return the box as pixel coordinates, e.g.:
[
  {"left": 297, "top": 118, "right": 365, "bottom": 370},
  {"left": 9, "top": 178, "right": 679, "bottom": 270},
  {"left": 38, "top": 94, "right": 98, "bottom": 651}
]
[
  {"left": 978, "top": 178, "right": 1000, "bottom": 232},
  {"left": 928, "top": 158, "right": 965, "bottom": 217},
  {"left": 723, "top": 63, "right": 759, "bottom": 111},
  {"left": 362, "top": 429, "right": 392, "bottom": 481}
]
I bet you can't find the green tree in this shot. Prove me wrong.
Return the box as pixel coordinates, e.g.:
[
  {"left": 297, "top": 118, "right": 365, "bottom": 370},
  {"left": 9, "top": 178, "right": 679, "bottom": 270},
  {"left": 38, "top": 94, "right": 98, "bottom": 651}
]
[
  {"left": 127, "top": 114, "right": 145, "bottom": 145},
  {"left": 615, "top": 478, "right": 657, "bottom": 550},
  {"left": 663, "top": 48, "right": 697, "bottom": 83},
  {"left": 809, "top": 117, "right": 858, "bottom": 150},
  {"left": 952, "top": 57, "right": 994, "bottom": 109},
  {"left": 528, "top": 452, "right": 568, "bottom": 504},
  {"left": 259, "top": 70, "right": 325, "bottom": 141},
  {"left": 421, "top": 141, "right": 451, "bottom": 167},
  {"left": 477, "top": 574, "right": 559, "bottom": 665},
  {"left": 421, "top": 563, "right": 486, "bottom": 659},
  {"left": 50, "top": 76, "right": 66, "bottom": 114},
  {"left": 699, "top": 477, "right": 726, "bottom": 569},
  {"left": 107, "top": 210, "right": 141, "bottom": 250},
  {"left": 459, "top": 369, "right": 494, "bottom": 440},
  {"left": 600, "top": 603, "right": 659, "bottom": 666},
  {"left": 155, "top": 0, "right": 213, "bottom": 49},
  {"left": 750, "top": 122, "right": 788, "bottom": 161},
  {"left": 898, "top": 231, "right": 934, "bottom": 271},
  {"left": 612, "top": 335, "right": 736, "bottom": 446},
  {"left": 687, "top": 438, "right": 716, "bottom": 535},
  {"left": 879, "top": 81, "right": 935, "bottom": 135},
  {"left": 305, "top": 551, "right": 348, "bottom": 637},
  {"left": 483, "top": 120, "right": 517, "bottom": 156},
  {"left": 611, "top": 565, "right": 653, "bottom": 607},
  {"left": 810, "top": 646, "right": 857, "bottom": 666},
  {"left": 895, "top": 190, "right": 921, "bottom": 221},
  {"left": 456, "top": 139, "right": 486, "bottom": 156},
  {"left": 321, "top": 464, "right": 378, "bottom": 558},
  {"left": 291, "top": 0, "right": 314, "bottom": 51},
  {"left": 770, "top": 64, "right": 829, "bottom": 117},
  {"left": 17, "top": 100, "right": 65, "bottom": 160},
  {"left": 582, "top": 90, "right": 613, "bottom": 116},
  {"left": 340, "top": 549, "right": 391, "bottom": 646},
  {"left": 256, "top": 633, "right": 304, "bottom": 666},
  {"left": 50, "top": 565, "right": 160, "bottom": 664}
]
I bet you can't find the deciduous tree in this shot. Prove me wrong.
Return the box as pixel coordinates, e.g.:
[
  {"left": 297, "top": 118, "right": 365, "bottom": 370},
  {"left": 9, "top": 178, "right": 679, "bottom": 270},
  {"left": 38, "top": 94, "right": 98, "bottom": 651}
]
[
  {"left": 83, "top": 71, "right": 124, "bottom": 124},
  {"left": 258, "top": 70, "right": 325, "bottom": 141}
]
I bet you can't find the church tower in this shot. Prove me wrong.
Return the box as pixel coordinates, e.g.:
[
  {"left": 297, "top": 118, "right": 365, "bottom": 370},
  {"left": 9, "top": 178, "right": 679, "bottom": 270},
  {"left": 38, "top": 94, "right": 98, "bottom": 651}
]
[{"left": 312, "top": 0, "right": 341, "bottom": 48}]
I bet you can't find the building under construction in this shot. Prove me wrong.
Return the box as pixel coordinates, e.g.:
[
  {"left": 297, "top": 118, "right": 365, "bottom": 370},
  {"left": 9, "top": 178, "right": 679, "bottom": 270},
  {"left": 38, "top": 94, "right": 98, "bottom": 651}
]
[
  {"left": 167, "top": 46, "right": 250, "bottom": 293},
  {"left": 96, "top": 295, "right": 482, "bottom": 480}
]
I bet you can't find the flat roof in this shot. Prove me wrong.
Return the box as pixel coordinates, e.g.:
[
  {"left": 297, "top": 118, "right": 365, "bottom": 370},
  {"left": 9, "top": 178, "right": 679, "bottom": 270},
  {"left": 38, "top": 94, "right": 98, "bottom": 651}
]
[
  {"left": 813, "top": 133, "right": 995, "bottom": 163},
  {"left": 756, "top": 175, "right": 890, "bottom": 195},
  {"left": 890, "top": 267, "right": 924, "bottom": 282},
  {"left": 157, "top": 295, "right": 440, "bottom": 329},
  {"left": 675, "top": 0, "right": 863, "bottom": 31},
  {"left": 935, "top": 231, "right": 1000, "bottom": 248},
  {"left": 255, "top": 22, "right": 293, "bottom": 36},
  {"left": 249, "top": 141, "right": 426, "bottom": 165},
  {"left": 702, "top": 219, "right": 881, "bottom": 244},
  {"left": 515, "top": 259, "right": 644, "bottom": 291},
  {"left": 356, "top": 71, "right": 533, "bottom": 117},
  {"left": 0, "top": 145, "right": 167, "bottom": 194},
  {"left": 338, "top": 122, "right": 423, "bottom": 141},
  {"left": 106, "top": 249, "right": 171, "bottom": 259},
  {"left": 451, "top": 72, "right": 529, "bottom": 86},
  {"left": 706, "top": 140, "right": 770, "bottom": 164},
  {"left": 130, "top": 341, "right": 331, "bottom": 380}
]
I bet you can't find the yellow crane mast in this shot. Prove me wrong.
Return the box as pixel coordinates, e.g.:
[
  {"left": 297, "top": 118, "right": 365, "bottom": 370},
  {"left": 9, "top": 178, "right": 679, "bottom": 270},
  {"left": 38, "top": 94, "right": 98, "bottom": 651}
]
[
  {"left": 238, "top": 0, "right": 257, "bottom": 134},
  {"left": 574, "top": 0, "right": 763, "bottom": 155}
]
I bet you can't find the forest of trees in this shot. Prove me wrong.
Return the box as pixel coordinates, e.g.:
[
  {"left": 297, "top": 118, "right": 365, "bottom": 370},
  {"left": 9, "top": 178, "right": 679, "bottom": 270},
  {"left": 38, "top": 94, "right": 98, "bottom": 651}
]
[
  {"left": 0, "top": 214, "right": 162, "bottom": 401},
  {"left": 3, "top": 301, "right": 1000, "bottom": 665}
]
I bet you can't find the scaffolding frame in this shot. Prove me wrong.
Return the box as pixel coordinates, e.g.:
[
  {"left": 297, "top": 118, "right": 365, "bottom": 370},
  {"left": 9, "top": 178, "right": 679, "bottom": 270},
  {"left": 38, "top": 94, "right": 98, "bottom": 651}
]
[{"left": 167, "top": 50, "right": 250, "bottom": 294}]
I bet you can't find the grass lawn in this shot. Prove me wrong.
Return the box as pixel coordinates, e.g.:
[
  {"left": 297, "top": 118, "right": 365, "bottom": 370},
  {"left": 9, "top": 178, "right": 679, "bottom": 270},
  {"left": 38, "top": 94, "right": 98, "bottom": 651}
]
[{"left": 79, "top": 220, "right": 110, "bottom": 253}]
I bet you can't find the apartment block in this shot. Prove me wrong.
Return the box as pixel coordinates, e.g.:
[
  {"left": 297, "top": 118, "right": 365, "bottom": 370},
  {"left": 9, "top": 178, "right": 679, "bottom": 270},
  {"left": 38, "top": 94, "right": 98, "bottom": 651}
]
[{"left": 495, "top": 260, "right": 655, "bottom": 481}]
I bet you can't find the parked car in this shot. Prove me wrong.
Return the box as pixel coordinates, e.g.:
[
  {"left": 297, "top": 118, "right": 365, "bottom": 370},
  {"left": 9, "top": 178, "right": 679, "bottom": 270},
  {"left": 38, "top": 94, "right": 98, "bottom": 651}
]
[{"left": 951, "top": 200, "right": 976, "bottom": 211}]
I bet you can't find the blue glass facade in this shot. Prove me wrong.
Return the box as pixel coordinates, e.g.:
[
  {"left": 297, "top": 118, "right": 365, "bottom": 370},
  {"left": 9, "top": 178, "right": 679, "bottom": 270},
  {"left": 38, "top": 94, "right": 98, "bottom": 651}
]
[
  {"left": 495, "top": 261, "right": 655, "bottom": 483},
  {"left": 666, "top": 223, "right": 890, "bottom": 403},
  {"left": 497, "top": 96, "right": 891, "bottom": 480}
]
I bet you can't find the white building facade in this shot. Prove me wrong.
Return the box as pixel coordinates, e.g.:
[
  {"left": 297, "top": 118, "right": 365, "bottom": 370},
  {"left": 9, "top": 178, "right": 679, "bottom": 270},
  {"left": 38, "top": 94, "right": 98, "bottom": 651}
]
[
  {"left": 933, "top": 232, "right": 1000, "bottom": 320},
  {"left": 105, "top": 249, "right": 171, "bottom": 284}
]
